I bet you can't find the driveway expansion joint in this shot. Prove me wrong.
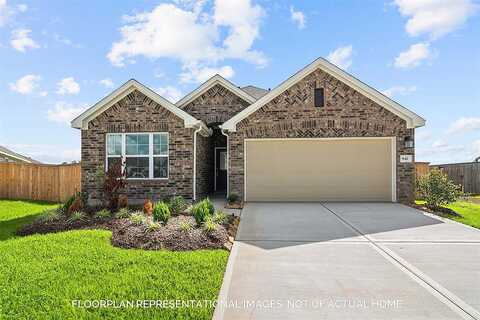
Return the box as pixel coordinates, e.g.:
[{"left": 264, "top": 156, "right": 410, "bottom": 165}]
[{"left": 320, "top": 202, "right": 480, "bottom": 320}]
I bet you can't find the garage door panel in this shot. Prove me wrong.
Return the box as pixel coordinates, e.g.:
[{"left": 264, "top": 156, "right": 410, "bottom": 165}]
[{"left": 245, "top": 139, "right": 393, "bottom": 202}]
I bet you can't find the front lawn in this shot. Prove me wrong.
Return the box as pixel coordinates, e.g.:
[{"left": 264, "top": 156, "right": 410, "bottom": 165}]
[
  {"left": 0, "top": 199, "right": 58, "bottom": 240},
  {"left": 415, "top": 199, "right": 480, "bottom": 229},
  {"left": 0, "top": 200, "right": 228, "bottom": 319}
]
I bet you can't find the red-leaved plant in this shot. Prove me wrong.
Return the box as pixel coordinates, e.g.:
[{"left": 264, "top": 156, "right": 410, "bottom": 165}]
[{"left": 103, "top": 159, "right": 127, "bottom": 210}]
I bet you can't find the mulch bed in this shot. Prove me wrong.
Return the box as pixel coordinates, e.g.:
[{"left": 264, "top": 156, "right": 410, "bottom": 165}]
[
  {"left": 17, "top": 216, "right": 114, "bottom": 236},
  {"left": 412, "top": 204, "right": 462, "bottom": 217},
  {"left": 225, "top": 202, "right": 244, "bottom": 209},
  {"left": 111, "top": 216, "right": 228, "bottom": 251},
  {"left": 17, "top": 213, "right": 240, "bottom": 251}
]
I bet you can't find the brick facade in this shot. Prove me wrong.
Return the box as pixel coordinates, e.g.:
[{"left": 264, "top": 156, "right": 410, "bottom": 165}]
[
  {"left": 195, "top": 134, "right": 212, "bottom": 200},
  {"left": 80, "top": 69, "right": 417, "bottom": 205},
  {"left": 181, "top": 84, "right": 250, "bottom": 125},
  {"left": 227, "top": 68, "right": 415, "bottom": 203},
  {"left": 81, "top": 90, "right": 194, "bottom": 204}
]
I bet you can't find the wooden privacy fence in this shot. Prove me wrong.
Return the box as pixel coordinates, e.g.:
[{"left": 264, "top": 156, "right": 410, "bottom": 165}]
[
  {"left": 415, "top": 161, "right": 480, "bottom": 195},
  {"left": 415, "top": 162, "right": 430, "bottom": 179},
  {"left": 0, "top": 163, "right": 81, "bottom": 202},
  {"left": 431, "top": 162, "right": 480, "bottom": 195}
]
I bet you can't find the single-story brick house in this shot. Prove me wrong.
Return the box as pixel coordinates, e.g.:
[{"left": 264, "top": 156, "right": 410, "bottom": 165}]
[{"left": 71, "top": 57, "right": 425, "bottom": 205}]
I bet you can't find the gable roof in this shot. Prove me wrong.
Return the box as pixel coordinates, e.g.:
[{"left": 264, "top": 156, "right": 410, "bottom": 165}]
[
  {"left": 0, "top": 145, "right": 41, "bottom": 163},
  {"left": 176, "top": 74, "right": 257, "bottom": 108},
  {"left": 221, "top": 57, "right": 426, "bottom": 131},
  {"left": 241, "top": 85, "right": 269, "bottom": 99},
  {"left": 71, "top": 79, "right": 208, "bottom": 131}
]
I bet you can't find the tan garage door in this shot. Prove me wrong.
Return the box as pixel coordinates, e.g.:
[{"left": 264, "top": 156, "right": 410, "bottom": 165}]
[{"left": 245, "top": 138, "right": 395, "bottom": 202}]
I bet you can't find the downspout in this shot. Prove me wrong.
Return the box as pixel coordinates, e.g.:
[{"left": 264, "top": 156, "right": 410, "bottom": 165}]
[
  {"left": 193, "top": 125, "right": 203, "bottom": 201},
  {"left": 221, "top": 129, "right": 229, "bottom": 197}
]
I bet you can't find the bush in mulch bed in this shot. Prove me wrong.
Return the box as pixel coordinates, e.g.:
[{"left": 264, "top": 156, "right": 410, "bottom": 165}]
[
  {"left": 16, "top": 209, "right": 115, "bottom": 236},
  {"left": 413, "top": 203, "right": 462, "bottom": 217},
  {"left": 17, "top": 208, "right": 239, "bottom": 251},
  {"left": 111, "top": 215, "right": 228, "bottom": 251}
]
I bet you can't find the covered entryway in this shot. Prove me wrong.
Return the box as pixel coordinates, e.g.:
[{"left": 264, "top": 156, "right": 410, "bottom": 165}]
[{"left": 244, "top": 138, "right": 395, "bottom": 202}]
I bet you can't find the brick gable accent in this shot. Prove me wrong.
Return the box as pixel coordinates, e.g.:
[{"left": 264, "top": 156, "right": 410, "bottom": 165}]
[
  {"left": 228, "top": 68, "right": 415, "bottom": 203},
  {"left": 81, "top": 89, "right": 194, "bottom": 204},
  {"left": 181, "top": 84, "right": 250, "bottom": 125}
]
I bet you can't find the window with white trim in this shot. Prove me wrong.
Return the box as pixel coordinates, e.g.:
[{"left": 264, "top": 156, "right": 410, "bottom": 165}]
[{"left": 106, "top": 132, "right": 169, "bottom": 179}]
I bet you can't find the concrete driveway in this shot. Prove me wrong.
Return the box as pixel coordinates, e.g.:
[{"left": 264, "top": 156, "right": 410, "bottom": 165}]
[{"left": 213, "top": 202, "right": 480, "bottom": 320}]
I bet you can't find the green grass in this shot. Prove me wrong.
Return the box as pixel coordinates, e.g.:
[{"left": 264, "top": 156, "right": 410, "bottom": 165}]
[
  {"left": 0, "top": 199, "right": 58, "bottom": 240},
  {"left": 416, "top": 199, "right": 480, "bottom": 229},
  {"left": 0, "top": 200, "right": 229, "bottom": 319}
]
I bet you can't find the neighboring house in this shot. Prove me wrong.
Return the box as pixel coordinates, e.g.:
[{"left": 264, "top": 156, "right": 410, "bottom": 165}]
[
  {"left": 0, "top": 145, "right": 40, "bottom": 164},
  {"left": 72, "top": 57, "right": 425, "bottom": 205}
]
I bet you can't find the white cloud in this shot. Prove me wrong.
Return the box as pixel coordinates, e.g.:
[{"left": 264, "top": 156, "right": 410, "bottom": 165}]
[
  {"left": 415, "top": 130, "right": 432, "bottom": 141},
  {"left": 56, "top": 77, "right": 80, "bottom": 95},
  {"left": 17, "top": 3, "right": 27, "bottom": 12},
  {"left": 99, "top": 78, "right": 114, "bottom": 88},
  {"left": 1, "top": 1, "right": 28, "bottom": 26},
  {"left": 432, "top": 139, "right": 448, "bottom": 148},
  {"left": 382, "top": 85, "right": 417, "bottom": 97},
  {"left": 9, "top": 74, "right": 40, "bottom": 94},
  {"left": 0, "top": 0, "right": 12, "bottom": 26},
  {"left": 156, "top": 86, "right": 183, "bottom": 103},
  {"left": 39, "top": 91, "right": 48, "bottom": 97},
  {"left": 52, "top": 33, "right": 82, "bottom": 48},
  {"left": 108, "top": 3, "right": 218, "bottom": 67},
  {"left": 447, "top": 117, "right": 480, "bottom": 134},
  {"left": 416, "top": 141, "right": 465, "bottom": 157},
  {"left": 179, "top": 63, "right": 234, "bottom": 83},
  {"left": 47, "top": 101, "right": 87, "bottom": 124},
  {"left": 290, "top": 6, "right": 306, "bottom": 29},
  {"left": 214, "top": 0, "right": 266, "bottom": 65},
  {"left": 327, "top": 45, "right": 353, "bottom": 70},
  {"left": 108, "top": 0, "right": 266, "bottom": 83},
  {"left": 394, "top": 0, "right": 477, "bottom": 39},
  {"left": 394, "top": 42, "right": 431, "bottom": 68},
  {"left": 10, "top": 28, "right": 39, "bottom": 52}
]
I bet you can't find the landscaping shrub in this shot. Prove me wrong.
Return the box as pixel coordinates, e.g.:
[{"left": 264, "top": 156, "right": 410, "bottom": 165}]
[
  {"left": 102, "top": 159, "right": 126, "bottom": 210},
  {"left": 145, "top": 221, "right": 161, "bottom": 232},
  {"left": 62, "top": 194, "right": 76, "bottom": 214},
  {"left": 417, "top": 168, "right": 463, "bottom": 210},
  {"left": 212, "top": 211, "right": 227, "bottom": 224},
  {"left": 143, "top": 199, "right": 153, "bottom": 216},
  {"left": 227, "top": 193, "right": 239, "bottom": 204},
  {"left": 129, "top": 212, "right": 145, "bottom": 225},
  {"left": 115, "top": 208, "right": 131, "bottom": 219},
  {"left": 202, "top": 217, "right": 218, "bottom": 233},
  {"left": 168, "top": 195, "right": 188, "bottom": 214},
  {"left": 153, "top": 202, "right": 171, "bottom": 224},
  {"left": 67, "top": 211, "right": 86, "bottom": 223},
  {"left": 94, "top": 209, "right": 111, "bottom": 219},
  {"left": 118, "top": 194, "right": 128, "bottom": 208},
  {"left": 179, "top": 221, "right": 192, "bottom": 232},
  {"left": 67, "top": 196, "right": 84, "bottom": 215},
  {"left": 192, "top": 198, "right": 215, "bottom": 225},
  {"left": 62, "top": 192, "right": 87, "bottom": 214},
  {"left": 37, "top": 209, "right": 61, "bottom": 223}
]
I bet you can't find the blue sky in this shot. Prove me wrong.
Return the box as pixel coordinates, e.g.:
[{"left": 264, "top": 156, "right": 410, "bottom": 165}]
[{"left": 0, "top": 0, "right": 479, "bottom": 164}]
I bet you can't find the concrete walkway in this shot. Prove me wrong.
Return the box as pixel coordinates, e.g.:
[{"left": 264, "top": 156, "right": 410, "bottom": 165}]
[{"left": 213, "top": 202, "right": 480, "bottom": 320}]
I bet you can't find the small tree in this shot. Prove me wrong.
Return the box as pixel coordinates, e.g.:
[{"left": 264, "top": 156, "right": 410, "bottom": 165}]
[
  {"left": 417, "top": 168, "right": 462, "bottom": 210},
  {"left": 103, "top": 159, "right": 127, "bottom": 210}
]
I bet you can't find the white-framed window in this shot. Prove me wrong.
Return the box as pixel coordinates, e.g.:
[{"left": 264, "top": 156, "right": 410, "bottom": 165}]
[{"left": 106, "top": 132, "right": 169, "bottom": 179}]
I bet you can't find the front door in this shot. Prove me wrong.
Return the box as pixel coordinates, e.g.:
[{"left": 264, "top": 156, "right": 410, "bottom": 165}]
[{"left": 215, "top": 148, "right": 227, "bottom": 192}]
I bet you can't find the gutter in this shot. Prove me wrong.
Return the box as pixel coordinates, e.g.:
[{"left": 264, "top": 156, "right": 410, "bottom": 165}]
[
  {"left": 193, "top": 121, "right": 212, "bottom": 201},
  {"left": 221, "top": 129, "right": 229, "bottom": 197},
  {"left": 192, "top": 125, "right": 203, "bottom": 201}
]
